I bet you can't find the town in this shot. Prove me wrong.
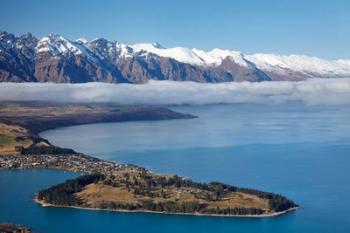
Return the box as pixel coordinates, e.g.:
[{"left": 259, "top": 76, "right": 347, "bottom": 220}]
[{"left": 0, "top": 152, "right": 144, "bottom": 175}]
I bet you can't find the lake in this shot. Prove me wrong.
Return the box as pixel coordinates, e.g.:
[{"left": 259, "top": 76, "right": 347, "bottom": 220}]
[{"left": 1, "top": 103, "right": 350, "bottom": 232}]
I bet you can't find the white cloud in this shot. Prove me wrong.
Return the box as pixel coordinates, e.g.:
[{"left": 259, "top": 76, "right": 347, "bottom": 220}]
[{"left": 0, "top": 79, "right": 350, "bottom": 105}]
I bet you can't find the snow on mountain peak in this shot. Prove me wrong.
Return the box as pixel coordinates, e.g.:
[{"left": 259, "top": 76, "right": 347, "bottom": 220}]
[
  {"left": 35, "top": 34, "right": 101, "bottom": 64},
  {"left": 131, "top": 43, "right": 161, "bottom": 52},
  {"left": 115, "top": 42, "right": 133, "bottom": 57},
  {"left": 131, "top": 42, "right": 251, "bottom": 67},
  {"left": 31, "top": 33, "right": 350, "bottom": 77},
  {"left": 193, "top": 48, "right": 248, "bottom": 67},
  {"left": 76, "top": 37, "right": 88, "bottom": 44},
  {"left": 129, "top": 41, "right": 350, "bottom": 75},
  {"left": 247, "top": 53, "right": 350, "bottom": 75},
  {"left": 151, "top": 42, "right": 164, "bottom": 49},
  {"left": 36, "top": 34, "right": 84, "bottom": 56},
  {"left": 133, "top": 46, "right": 204, "bottom": 65},
  {"left": 87, "top": 39, "right": 134, "bottom": 59},
  {"left": 131, "top": 40, "right": 253, "bottom": 67},
  {"left": 131, "top": 43, "right": 205, "bottom": 64}
]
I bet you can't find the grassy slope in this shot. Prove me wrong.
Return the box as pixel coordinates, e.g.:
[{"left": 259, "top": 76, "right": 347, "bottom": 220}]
[
  {"left": 77, "top": 183, "right": 270, "bottom": 212},
  {"left": 76, "top": 170, "right": 270, "bottom": 211},
  {"left": 0, "top": 123, "right": 33, "bottom": 155}
]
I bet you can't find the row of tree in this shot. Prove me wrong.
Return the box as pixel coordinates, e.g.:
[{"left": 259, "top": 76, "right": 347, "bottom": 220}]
[{"left": 94, "top": 200, "right": 265, "bottom": 215}]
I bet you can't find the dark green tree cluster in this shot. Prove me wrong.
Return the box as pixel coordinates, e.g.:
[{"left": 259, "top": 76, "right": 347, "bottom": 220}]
[
  {"left": 21, "top": 145, "right": 76, "bottom": 155},
  {"left": 37, "top": 173, "right": 104, "bottom": 206},
  {"left": 206, "top": 182, "right": 298, "bottom": 212},
  {"left": 97, "top": 201, "right": 141, "bottom": 211},
  {"left": 268, "top": 194, "right": 297, "bottom": 212},
  {"left": 141, "top": 200, "right": 208, "bottom": 213},
  {"left": 96, "top": 200, "right": 208, "bottom": 214},
  {"left": 90, "top": 199, "right": 265, "bottom": 215},
  {"left": 203, "top": 207, "right": 264, "bottom": 215}
]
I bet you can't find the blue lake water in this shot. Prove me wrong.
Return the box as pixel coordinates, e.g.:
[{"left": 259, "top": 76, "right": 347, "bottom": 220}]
[{"left": 1, "top": 104, "right": 350, "bottom": 232}]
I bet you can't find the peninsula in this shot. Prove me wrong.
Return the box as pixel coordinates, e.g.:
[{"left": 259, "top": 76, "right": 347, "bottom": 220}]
[{"left": 0, "top": 102, "right": 298, "bottom": 217}]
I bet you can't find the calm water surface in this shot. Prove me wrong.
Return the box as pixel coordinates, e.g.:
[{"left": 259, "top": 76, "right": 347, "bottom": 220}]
[{"left": 1, "top": 104, "right": 350, "bottom": 233}]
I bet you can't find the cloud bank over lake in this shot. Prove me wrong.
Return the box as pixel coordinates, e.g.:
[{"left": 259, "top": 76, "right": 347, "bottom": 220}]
[{"left": 0, "top": 79, "right": 350, "bottom": 105}]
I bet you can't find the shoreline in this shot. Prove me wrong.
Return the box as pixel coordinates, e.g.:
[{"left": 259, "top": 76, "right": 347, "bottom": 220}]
[
  {"left": 34, "top": 197, "right": 299, "bottom": 218},
  {"left": 0, "top": 102, "right": 299, "bottom": 219}
]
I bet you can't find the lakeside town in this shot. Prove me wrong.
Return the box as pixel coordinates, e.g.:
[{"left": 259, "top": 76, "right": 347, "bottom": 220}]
[{"left": 0, "top": 152, "right": 145, "bottom": 175}]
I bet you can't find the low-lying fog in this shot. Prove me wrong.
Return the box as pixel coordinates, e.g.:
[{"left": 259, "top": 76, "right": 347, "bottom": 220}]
[{"left": 0, "top": 79, "right": 349, "bottom": 105}]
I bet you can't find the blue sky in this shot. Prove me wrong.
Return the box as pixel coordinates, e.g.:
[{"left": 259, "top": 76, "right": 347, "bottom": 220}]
[{"left": 1, "top": 0, "right": 349, "bottom": 59}]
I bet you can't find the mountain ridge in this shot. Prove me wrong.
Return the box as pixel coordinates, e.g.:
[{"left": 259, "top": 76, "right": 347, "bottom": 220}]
[{"left": 1, "top": 31, "right": 349, "bottom": 83}]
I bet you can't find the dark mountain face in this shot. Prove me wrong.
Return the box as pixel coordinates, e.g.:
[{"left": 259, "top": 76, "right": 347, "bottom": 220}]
[
  {"left": 34, "top": 49, "right": 128, "bottom": 83},
  {"left": 0, "top": 32, "right": 38, "bottom": 82},
  {"left": 0, "top": 31, "right": 348, "bottom": 84}
]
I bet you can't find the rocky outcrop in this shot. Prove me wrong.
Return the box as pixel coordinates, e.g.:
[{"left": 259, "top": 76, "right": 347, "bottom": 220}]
[{"left": 0, "top": 223, "right": 31, "bottom": 233}]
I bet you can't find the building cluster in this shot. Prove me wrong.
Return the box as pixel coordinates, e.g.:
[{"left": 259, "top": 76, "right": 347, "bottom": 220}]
[{"left": 0, "top": 153, "right": 131, "bottom": 175}]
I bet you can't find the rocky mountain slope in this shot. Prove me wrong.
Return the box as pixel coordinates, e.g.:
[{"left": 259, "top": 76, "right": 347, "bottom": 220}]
[{"left": 1, "top": 31, "right": 349, "bottom": 83}]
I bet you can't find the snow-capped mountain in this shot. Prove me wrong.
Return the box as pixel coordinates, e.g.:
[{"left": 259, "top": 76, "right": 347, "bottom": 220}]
[
  {"left": 132, "top": 43, "right": 248, "bottom": 67},
  {"left": 1, "top": 31, "right": 349, "bottom": 83},
  {"left": 130, "top": 42, "right": 350, "bottom": 77}
]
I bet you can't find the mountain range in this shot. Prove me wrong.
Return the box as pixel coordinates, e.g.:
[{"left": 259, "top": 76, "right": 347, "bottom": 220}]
[{"left": 1, "top": 31, "right": 350, "bottom": 83}]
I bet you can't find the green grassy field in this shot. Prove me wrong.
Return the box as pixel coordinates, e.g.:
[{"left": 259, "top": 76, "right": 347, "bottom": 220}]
[{"left": 0, "top": 134, "right": 13, "bottom": 144}]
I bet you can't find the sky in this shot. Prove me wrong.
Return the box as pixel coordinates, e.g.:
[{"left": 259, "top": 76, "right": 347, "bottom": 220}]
[{"left": 1, "top": 0, "right": 349, "bottom": 59}]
